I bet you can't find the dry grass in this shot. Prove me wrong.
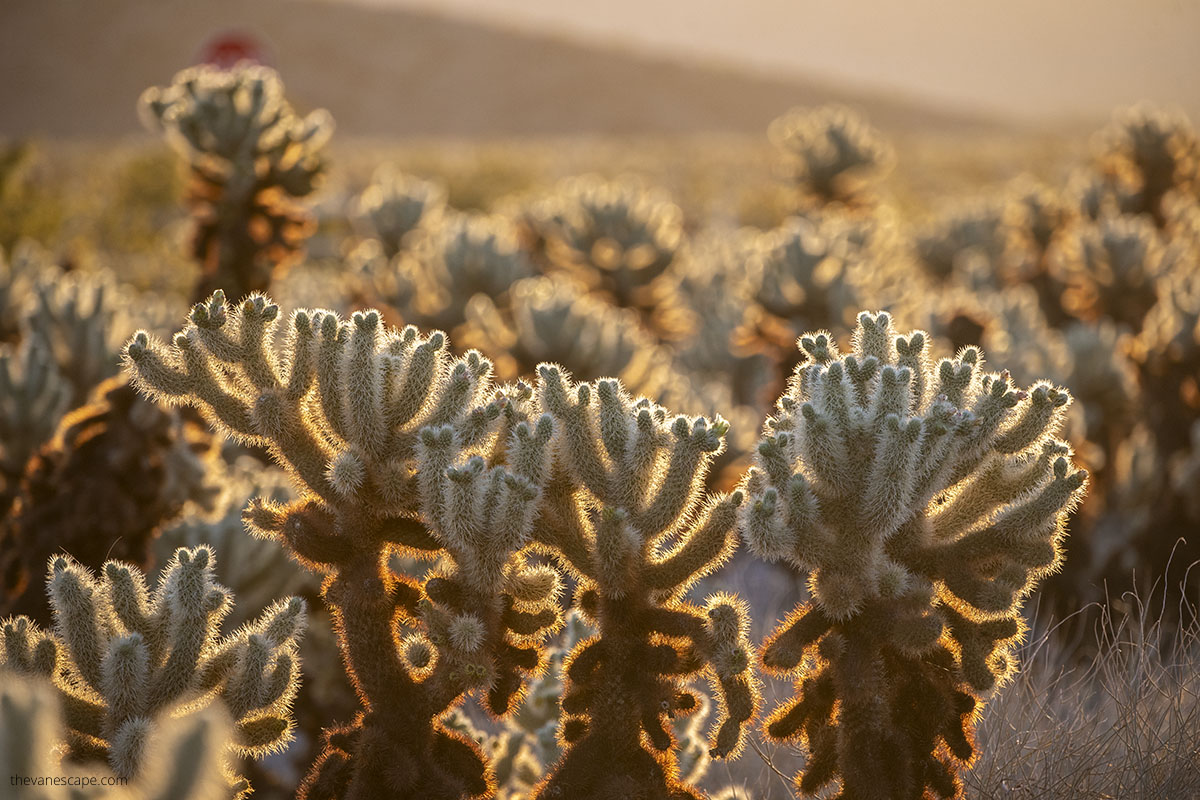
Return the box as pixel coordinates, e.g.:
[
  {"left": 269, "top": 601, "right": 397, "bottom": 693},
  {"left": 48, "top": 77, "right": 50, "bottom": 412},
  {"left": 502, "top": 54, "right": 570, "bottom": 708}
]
[{"left": 968, "top": 564, "right": 1200, "bottom": 799}]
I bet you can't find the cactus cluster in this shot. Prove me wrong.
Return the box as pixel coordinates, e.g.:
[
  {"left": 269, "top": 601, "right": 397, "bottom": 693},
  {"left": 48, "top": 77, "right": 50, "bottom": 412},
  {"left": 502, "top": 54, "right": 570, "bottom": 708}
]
[
  {"left": 530, "top": 175, "right": 685, "bottom": 328},
  {"left": 125, "top": 291, "right": 565, "bottom": 798},
  {"left": 10, "top": 60, "right": 1200, "bottom": 799},
  {"left": 356, "top": 166, "right": 447, "bottom": 259},
  {"left": 1, "top": 673, "right": 234, "bottom": 800}
]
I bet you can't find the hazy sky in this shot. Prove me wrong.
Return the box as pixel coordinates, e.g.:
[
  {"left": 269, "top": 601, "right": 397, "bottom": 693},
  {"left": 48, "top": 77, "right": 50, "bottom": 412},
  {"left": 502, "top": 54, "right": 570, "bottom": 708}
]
[{"left": 352, "top": 0, "right": 1199, "bottom": 122}]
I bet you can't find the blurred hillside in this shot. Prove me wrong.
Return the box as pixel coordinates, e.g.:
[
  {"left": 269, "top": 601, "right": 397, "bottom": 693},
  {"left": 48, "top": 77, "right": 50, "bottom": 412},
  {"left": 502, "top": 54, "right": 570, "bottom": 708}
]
[{"left": 0, "top": 0, "right": 1004, "bottom": 139}]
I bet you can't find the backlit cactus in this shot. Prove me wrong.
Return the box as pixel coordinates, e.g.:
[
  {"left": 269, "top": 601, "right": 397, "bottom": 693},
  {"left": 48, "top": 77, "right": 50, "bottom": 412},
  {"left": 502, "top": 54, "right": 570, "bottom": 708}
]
[
  {"left": 1093, "top": 104, "right": 1200, "bottom": 225},
  {"left": 768, "top": 105, "right": 894, "bottom": 209},
  {"left": 1, "top": 376, "right": 219, "bottom": 620},
  {"left": 531, "top": 367, "right": 759, "bottom": 800},
  {"left": 124, "top": 292, "right": 562, "bottom": 799},
  {"left": 533, "top": 175, "right": 684, "bottom": 320},
  {"left": 1049, "top": 214, "right": 1173, "bottom": 328},
  {"left": 0, "top": 545, "right": 306, "bottom": 796},
  {"left": 402, "top": 212, "right": 535, "bottom": 333},
  {"left": 741, "top": 311, "right": 1087, "bottom": 798},
  {"left": 356, "top": 166, "right": 447, "bottom": 259},
  {"left": 140, "top": 64, "right": 333, "bottom": 302},
  {"left": 0, "top": 334, "right": 70, "bottom": 511}
]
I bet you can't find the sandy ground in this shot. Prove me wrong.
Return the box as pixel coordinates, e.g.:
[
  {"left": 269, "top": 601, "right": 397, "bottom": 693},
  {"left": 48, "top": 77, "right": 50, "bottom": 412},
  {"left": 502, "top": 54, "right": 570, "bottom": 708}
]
[{"left": 0, "top": 0, "right": 1006, "bottom": 139}]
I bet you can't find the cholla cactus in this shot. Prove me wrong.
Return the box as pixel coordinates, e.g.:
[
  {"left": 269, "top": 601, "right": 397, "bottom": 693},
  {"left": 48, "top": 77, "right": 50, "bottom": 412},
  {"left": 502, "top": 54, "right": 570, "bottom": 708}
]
[
  {"left": 741, "top": 311, "right": 1087, "bottom": 798},
  {"left": 442, "top": 611, "right": 595, "bottom": 800},
  {"left": 462, "top": 276, "right": 679, "bottom": 396},
  {"left": 914, "top": 199, "right": 1009, "bottom": 284},
  {"left": 124, "top": 292, "right": 561, "bottom": 799},
  {"left": 751, "top": 215, "right": 864, "bottom": 332},
  {"left": 0, "top": 335, "right": 70, "bottom": 509},
  {"left": 1050, "top": 214, "right": 1173, "bottom": 328},
  {"left": 531, "top": 367, "right": 759, "bottom": 800},
  {"left": 1006, "top": 177, "right": 1070, "bottom": 258},
  {"left": 140, "top": 64, "right": 333, "bottom": 302},
  {"left": 0, "top": 673, "right": 234, "bottom": 800},
  {"left": 1136, "top": 268, "right": 1200, "bottom": 453},
  {"left": 1093, "top": 104, "right": 1199, "bottom": 225},
  {"left": 1, "top": 376, "right": 218, "bottom": 620},
  {"left": 768, "top": 105, "right": 894, "bottom": 209},
  {"left": 0, "top": 545, "right": 306, "bottom": 795},
  {"left": 356, "top": 166, "right": 446, "bottom": 259},
  {"left": 26, "top": 267, "right": 121, "bottom": 404},
  {"left": 156, "top": 461, "right": 314, "bottom": 628},
  {"left": 534, "top": 175, "right": 684, "bottom": 317},
  {"left": 1062, "top": 320, "right": 1139, "bottom": 461},
  {"left": 402, "top": 212, "right": 535, "bottom": 333}
]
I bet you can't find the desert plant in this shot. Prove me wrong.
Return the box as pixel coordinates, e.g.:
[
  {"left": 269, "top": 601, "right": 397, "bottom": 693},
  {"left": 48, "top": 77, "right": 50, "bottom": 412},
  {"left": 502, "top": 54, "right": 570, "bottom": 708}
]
[
  {"left": 0, "top": 334, "right": 70, "bottom": 513},
  {"left": 1, "top": 376, "right": 219, "bottom": 620},
  {"left": 1, "top": 672, "right": 235, "bottom": 800},
  {"left": 356, "top": 166, "right": 446, "bottom": 259},
  {"left": 140, "top": 64, "right": 333, "bottom": 303},
  {"left": 913, "top": 198, "right": 1009, "bottom": 284},
  {"left": 740, "top": 310, "right": 1088, "bottom": 798},
  {"left": 401, "top": 212, "right": 535, "bottom": 334},
  {"left": 1093, "top": 104, "right": 1200, "bottom": 226},
  {"left": 25, "top": 267, "right": 121, "bottom": 404},
  {"left": 968, "top": 579, "right": 1200, "bottom": 799},
  {"left": 530, "top": 367, "right": 759, "bottom": 800},
  {"left": 461, "top": 275, "right": 680, "bottom": 397},
  {"left": 0, "top": 544, "right": 306, "bottom": 796},
  {"left": 124, "top": 291, "right": 562, "bottom": 799},
  {"left": 768, "top": 105, "right": 894, "bottom": 209},
  {"left": 1049, "top": 214, "right": 1174, "bottom": 328},
  {"left": 532, "top": 175, "right": 684, "bottom": 323}
]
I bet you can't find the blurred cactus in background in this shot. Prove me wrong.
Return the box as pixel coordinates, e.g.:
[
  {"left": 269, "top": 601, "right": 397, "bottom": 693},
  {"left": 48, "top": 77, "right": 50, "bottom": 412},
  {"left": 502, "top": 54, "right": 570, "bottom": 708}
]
[
  {"left": 1048, "top": 214, "right": 1173, "bottom": 328},
  {"left": 1092, "top": 105, "right": 1199, "bottom": 225},
  {"left": 400, "top": 212, "right": 535, "bottom": 334},
  {"left": 914, "top": 198, "right": 1009, "bottom": 284},
  {"left": 462, "top": 275, "right": 679, "bottom": 395},
  {"left": 0, "top": 334, "right": 71, "bottom": 514},
  {"left": 1, "top": 673, "right": 235, "bottom": 800},
  {"left": 741, "top": 312, "right": 1087, "bottom": 798},
  {"left": 768, "top": 105, "right": 894, "bottom": 210},
  {"left": 0, "top": 545, "right": 306, "bottom": 796},
  {"left": 140, "top": 64, "right": 333, "bottom": 303},
  {"left": 529, "top": 175, "right": 685, "bottom": 333},
  {"left": 355, "top": 166, "right": 447, "bottom": 259}
]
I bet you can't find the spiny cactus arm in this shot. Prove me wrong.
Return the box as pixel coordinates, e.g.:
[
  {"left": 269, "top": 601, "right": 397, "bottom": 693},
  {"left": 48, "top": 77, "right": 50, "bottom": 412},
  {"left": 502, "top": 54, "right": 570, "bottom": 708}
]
[{"left": 743, "top": 310, "right": 1088, "bottom": 798}]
